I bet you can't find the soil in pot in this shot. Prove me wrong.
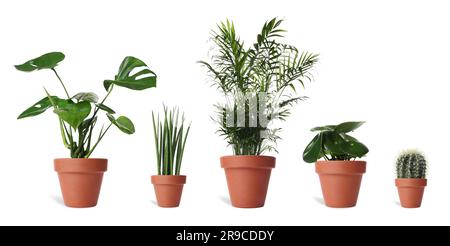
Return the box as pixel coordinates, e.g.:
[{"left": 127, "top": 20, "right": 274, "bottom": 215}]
[
  {"left": 316, "top": 160, "right": 366, "bottom": 208},
  {"left": 151, "top": 175, "right": 186, "bottom": 207},
  {"left": 54, "top": 158, "right": 107, "bottom": 208},
  {"left": 396, "top": 178, "right": 427, "bottom": 208},
  {"left": 221, "top": 155, "right": 275, "bottom": 208}
]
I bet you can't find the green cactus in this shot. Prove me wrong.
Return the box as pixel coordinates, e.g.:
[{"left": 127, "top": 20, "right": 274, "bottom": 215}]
[{"left": 396, "top": 150, "right": 427, "bottom": 179}]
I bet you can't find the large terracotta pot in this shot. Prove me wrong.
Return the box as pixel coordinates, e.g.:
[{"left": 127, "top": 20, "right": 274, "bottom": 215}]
[
  {"left": 54, "top": 158, "right": 107, "bottom": 208},
  {"left": 395, "top": 178, "right": 427, "bottom": 208},
  {"left": 220, "top": 155, "right": 275, "bottom": 208},
  {"left": 151, "top": 175, "right": 186, "bottom": 207},
  {"left": 315, "top": 160, "right": 366, "bottom": 208}
]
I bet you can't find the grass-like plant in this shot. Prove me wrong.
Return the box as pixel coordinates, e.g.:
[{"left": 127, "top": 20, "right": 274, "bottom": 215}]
[
  {"left": 303, "top": 121, "right": 369, "bottom": 163},
  {"left": 152, "top": 106, "right": 191, "bottom": 175},
  {"left": 200, "top": 18, "right": 319, "bottom": 155},
  {"left": 15, "top": 52, "right": 157, "bottom": 158}
]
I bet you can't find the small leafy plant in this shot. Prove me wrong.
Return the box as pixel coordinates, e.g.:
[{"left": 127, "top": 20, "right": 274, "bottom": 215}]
[
  {"left": 152, "top": 106, "right": 191, "bottom": 175},
  {"left": 15, "top": 52, "right": 157, "bottom": 158},
  {"left": 396, "top": 150, "right": 427, "bottom": 179},
  {"left": 200, "top": 18, "right": 319, "bottom": 155},
  {"left": 303, "top": 121, "right": 369, "bottom": 163}
]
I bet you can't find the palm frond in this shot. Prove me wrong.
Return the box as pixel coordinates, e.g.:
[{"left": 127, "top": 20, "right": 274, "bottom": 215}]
[{"left": 201, "top": 18, "right": 319, "bottom": 155}]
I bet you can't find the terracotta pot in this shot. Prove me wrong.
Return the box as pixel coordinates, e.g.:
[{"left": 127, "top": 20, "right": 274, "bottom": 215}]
[
  {"left": 316, "top": 160, "right": 366, "bottom": 208},
  {"left": 151, "top": 175, "right": 186, "bottom": 207},
  {"left": 54, "top": 158, "right": 107, "bottom": 208},
  {"left": 396, "top": 178, "right": 427, "bottom": 208},
  {"left": 220, "top": 155, "right": 275, "bottom": 208}
]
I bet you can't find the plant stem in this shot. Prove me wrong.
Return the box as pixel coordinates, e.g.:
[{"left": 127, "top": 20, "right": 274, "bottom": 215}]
[
  {"left": 59, "top": 119, "right": 70, "bottom": 149},
  {"left": 51, "top": 68, "right": 70, "bottom": 99},
  {"left": 84, "top": 123, "right": 113, "bottom": 158},
  {"left": 86, "top": 85, "right": 114, "bottom": 155}
]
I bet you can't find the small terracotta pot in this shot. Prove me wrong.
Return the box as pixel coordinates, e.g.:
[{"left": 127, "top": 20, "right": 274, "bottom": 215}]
[
  {"left": 396, "top": 178, "right": 427, "bottom": 208},
  {"left": 54, "top": 158, "right": 107, "bottom": 208},
  {"left": 151, "top": 175, "right": 186, "bottom": 207},
  {"left": 220, "top": 155, "right": 276, "bottom": 208},
  {"left": 316, "top": 160, "right": 366, "bottom": 208}
]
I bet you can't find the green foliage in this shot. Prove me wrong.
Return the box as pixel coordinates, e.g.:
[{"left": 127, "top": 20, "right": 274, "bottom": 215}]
[
  {"left": 16, "top": 52, "right": 157, "bottom": 158},
  {"left": 104, "top": 56, "right": 157, "bottom": 91},
  {"left": 200, "top": 17, "right": 319, "bottom": 155},
  {"left": 107, "top": 114, "right": 135, "bottom": 134},
  {"left": 152, "top": 106, "right": 191, "bottom": 175},
  {"left": 15, "top": 52, "right": 65, "bottom": 71},
  {"left": 396, "top": 150, "right": 427, "bottom": 179},
  {"left": 303, "top": 121, "right": 369, "bottom": 163}
]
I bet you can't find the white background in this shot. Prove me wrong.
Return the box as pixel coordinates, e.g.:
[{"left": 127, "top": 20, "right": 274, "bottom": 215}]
[{"left": 0, "top": 0, "right": 448, "bottom": 225}]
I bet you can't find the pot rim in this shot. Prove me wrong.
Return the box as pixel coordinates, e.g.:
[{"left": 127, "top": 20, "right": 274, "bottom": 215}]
[
  {"left": 316, "top": 160, "right": 366, "bottom": 174},
  {"left": 54, "top": 158, "right": 108, "bottom": 161},
  {"left": 395, "top": 178, "right": 427, "bottom": 187},
  {"left": 220, "top": 155, "right": 275, "bottom": 158},
  {"left": 54, "top": 158, "right": 108, "bottom": 172},
  {"left": 220, "top": 155, "right": 276, "bottom": 169},
  {"left": 151, "top": 175, "right": 186, "bottom": 185}
]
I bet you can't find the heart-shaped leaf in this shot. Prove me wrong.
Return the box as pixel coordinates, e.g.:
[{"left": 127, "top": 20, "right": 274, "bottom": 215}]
[
  {"left": 18, "top": 96, "right": 59, "bottom": 119},
  {"left": 72, "top": 92, "right": 98, "bottom": 103},
  {"left": 335, "top": 121, "right": 365, "bottom": 133},
  {"left": 107, "top": 114, "right": 135, "bottom": 134},
  {"left": 15, "top": 52, "right": 65, "bottom": 72},
  {"left": 97, "top": 103, "right": 115, "bottom": 114},
  {"left": 54, "top": 100, "right": 92, "bottom": 129},
  {"left": 104, "top": 56, "right": 156, "bottom": 91}
]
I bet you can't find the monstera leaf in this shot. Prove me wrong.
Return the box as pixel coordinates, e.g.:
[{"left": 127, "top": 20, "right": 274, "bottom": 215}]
[
  {"left": 104, "top": 56, "right": 156, "bottom": 91},
  {"left": 17, "top": 96, "right": 59, "bottom": 119},
  {"left": 15, "top": 52, "right": 65, "bottom": 72},
  {"left": 53, "top": 100, "right": 92, "bottom": 129},
  {"left": 107, "top": 114, "right": 135, "bottom": 134}
]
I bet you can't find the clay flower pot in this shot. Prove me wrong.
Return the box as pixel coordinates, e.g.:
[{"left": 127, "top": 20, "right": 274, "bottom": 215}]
[
  {"left": 395, "top": 178, "right": 427, "bottom": 208},
  {"left": 220, "top": 155, "right": 275, "bottom": 208},
  {"left": 316, "top": 160, "right": 366, "bottom": 208},
  {"left": 151, "top": 175, "right": 186, "bottom": 207},
  {"left": 54, "top": 158, "right": 107, "bottom": 208}
]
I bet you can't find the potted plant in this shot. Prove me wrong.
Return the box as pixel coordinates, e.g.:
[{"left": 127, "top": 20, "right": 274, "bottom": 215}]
[
  {"left": 15, "top": 52, "right": 157, "bottom": 207},
  {"left": 151, "top": 106, "right": 191, "bottom": 207},
  {"left": 200, "top": 18, "right": 319, "bottom": 208},
  {"left": 303, "top": 121, "right": 369, "bottom": 208},
  {"left": 395, "top": 150, "right": 427, "bottom": 208}
]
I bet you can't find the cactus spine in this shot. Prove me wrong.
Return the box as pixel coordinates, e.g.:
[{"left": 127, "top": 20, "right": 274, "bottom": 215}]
[{"left": 396, "top": 150, "right": 427, "bottom": 179}]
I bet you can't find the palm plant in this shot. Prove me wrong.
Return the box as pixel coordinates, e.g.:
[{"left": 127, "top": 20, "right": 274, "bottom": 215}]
[
  {"left": 152, "top": 106, "right": 191, "bottom": 175},
  {"left": 200, "top": 18, "right": 319, "bottom": 155}
]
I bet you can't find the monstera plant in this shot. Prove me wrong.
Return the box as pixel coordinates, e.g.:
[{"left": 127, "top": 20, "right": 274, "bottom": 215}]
[{"left": 15, "top": 52, "right": 157, "bottom": 208}]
